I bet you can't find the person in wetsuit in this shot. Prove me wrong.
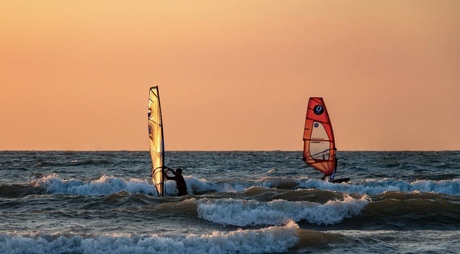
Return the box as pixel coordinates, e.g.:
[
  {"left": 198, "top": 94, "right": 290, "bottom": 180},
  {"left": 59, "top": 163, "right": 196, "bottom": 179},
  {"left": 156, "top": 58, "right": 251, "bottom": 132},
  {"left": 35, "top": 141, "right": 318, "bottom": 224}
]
[
  {"left": 163, "top": 167, "right": 187, "bottom": 196},
  {"left": 322, "top": 158, "right": 338, "bottom": 181}
]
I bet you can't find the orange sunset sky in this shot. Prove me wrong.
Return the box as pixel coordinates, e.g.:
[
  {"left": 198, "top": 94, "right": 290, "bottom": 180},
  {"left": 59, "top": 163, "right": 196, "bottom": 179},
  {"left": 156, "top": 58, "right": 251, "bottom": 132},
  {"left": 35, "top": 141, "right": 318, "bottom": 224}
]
[{"left": 1, "top": 1, "right": 459, "bottom": 151}]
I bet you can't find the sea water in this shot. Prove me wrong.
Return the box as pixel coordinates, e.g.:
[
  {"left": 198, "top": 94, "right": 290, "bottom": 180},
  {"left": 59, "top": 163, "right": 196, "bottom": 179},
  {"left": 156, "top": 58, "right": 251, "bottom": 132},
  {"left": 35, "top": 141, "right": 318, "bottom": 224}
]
[{"left": 0, "top": 151, "right": 459, "bottom": 253}]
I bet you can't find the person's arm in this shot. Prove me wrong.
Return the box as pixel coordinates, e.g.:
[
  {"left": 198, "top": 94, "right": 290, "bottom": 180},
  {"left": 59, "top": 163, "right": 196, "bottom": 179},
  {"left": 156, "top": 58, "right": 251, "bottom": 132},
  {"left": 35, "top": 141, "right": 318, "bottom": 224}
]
[{"left": 163, "top": 167, "right": 171, "bottom": 179}]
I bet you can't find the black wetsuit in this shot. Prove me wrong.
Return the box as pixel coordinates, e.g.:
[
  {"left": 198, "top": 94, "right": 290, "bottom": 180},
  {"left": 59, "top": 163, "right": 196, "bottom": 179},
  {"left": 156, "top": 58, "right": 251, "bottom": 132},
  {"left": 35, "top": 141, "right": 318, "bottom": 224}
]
[{"left": 165, "top": 173, "right": 187, "bottom": 196}]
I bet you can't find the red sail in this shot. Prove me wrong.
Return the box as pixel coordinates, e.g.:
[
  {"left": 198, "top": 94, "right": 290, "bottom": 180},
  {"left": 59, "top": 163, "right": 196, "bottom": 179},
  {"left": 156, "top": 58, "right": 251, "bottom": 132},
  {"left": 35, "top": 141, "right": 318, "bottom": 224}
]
[{"left": 302, "top": 97, "right": 337, "bottom": 176}]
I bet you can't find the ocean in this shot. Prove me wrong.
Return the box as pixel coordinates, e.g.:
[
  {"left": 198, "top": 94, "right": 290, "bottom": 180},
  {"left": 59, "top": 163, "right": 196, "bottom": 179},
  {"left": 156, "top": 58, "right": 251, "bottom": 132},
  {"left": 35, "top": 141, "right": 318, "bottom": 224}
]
[{"left": 0, "top": 151, "right": 459, "bottom": 253}]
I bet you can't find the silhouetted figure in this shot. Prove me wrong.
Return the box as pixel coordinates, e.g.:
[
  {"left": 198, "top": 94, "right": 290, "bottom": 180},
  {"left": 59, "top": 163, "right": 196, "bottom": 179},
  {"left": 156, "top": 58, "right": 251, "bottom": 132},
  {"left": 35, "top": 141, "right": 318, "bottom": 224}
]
[
  {"left": 322, "top": 158, "right": 338, "bottom": 181},
  {"left": 164, "top": 167, "right": 188, "bottom": 196}
]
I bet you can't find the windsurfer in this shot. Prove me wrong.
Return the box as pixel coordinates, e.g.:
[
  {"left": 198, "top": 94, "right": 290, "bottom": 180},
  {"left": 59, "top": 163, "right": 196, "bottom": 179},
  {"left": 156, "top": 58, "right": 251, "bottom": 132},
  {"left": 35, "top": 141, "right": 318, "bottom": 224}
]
[
  {"left": 321, "top": 171, "right": 335, "bottom": 181},
  {"left": 322, "top": 158, "right": 338, "bottom": 181},
  {"left": 163, "top": 167, "right": 188, "bottom": 196},
  {"left": 330, "top": 158, "right": 338, "bottom": 180}
]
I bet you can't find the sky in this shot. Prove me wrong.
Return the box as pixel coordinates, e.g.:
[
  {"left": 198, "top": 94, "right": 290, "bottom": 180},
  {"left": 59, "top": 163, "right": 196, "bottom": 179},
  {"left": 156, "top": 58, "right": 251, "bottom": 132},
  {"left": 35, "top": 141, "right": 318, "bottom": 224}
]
[{"left": 1, "top": 0, "right": 459, "bottom": 151}]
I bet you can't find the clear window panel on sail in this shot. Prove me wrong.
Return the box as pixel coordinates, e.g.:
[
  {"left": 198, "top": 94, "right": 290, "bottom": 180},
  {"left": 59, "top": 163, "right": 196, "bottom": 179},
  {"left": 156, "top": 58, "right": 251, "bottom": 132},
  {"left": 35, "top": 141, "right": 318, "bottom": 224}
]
[{"left": 310, "top": 122, "right": 330, "bottom": 160}]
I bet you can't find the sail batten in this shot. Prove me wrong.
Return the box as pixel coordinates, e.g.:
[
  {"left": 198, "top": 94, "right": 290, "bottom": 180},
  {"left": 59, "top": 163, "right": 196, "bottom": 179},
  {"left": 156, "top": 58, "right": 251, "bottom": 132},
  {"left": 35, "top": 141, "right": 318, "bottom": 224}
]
[
  {"left": 302, "top": 97, "right": 337, "bottom": 176},
  {"left": 148, "top": 86, "right": 165, "bottom": 196}
]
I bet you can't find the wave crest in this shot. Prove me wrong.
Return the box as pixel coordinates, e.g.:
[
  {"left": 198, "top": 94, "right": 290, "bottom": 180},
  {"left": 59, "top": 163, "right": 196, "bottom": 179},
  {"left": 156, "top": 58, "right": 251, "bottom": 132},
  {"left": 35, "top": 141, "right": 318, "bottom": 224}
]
[
  {"left": 0, "top": 222, "right": 299, "bottom": 254},
  {"left": 196, "top": 195, "right": 369, "bottom": 226}
]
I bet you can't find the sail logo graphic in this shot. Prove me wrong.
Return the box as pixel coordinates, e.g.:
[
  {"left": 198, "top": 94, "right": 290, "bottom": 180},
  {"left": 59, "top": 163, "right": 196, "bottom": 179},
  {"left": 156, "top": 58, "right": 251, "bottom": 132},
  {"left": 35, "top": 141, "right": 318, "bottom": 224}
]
[{"left": 313, "top": 105, "right": 324, "bottom": 115}]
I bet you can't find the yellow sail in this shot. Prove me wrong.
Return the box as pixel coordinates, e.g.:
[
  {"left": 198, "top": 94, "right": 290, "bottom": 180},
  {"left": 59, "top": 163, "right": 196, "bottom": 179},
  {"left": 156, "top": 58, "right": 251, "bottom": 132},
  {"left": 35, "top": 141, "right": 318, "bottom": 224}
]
[{"left": 148, "top": 86, "right": 165, "bottom": 196}]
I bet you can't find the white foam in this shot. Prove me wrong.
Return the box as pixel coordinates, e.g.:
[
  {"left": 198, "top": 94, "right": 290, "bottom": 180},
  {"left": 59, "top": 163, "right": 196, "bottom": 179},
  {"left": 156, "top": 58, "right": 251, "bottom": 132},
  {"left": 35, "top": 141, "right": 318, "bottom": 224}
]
[
  {"left": 34, "top": 174, "right": 460, "bottom": 197},
  {"left": 184, "top": 177, "right": 248, "bottom": 194},
  {"left": 298, "top": 178, "right": 460, "bottom": 196},
  {"left": 34, "top": 174, "right": 253, "bottom": 196},
  {"left": 0, "top": 222, "right": 299, "bottom": 254},
  {"left": 34, "top": 174, "right": 158, "bottom": 196},
  {"left": 196, "top": 195, "right": 369, "bottom": 226}
]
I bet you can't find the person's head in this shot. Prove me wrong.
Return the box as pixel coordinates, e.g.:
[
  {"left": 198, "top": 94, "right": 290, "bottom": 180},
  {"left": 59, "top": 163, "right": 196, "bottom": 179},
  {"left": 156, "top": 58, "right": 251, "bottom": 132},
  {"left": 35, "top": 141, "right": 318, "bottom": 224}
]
[{"left": 176, "top": 168, "right": 183, "bottom": 175}]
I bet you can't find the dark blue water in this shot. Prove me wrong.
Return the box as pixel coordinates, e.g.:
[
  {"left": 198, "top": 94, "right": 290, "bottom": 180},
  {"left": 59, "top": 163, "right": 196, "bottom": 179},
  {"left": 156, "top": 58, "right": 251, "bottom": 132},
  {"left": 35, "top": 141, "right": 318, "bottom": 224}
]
[{"left": 0, "top": 151, "right": 459, "bottom": 253}]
